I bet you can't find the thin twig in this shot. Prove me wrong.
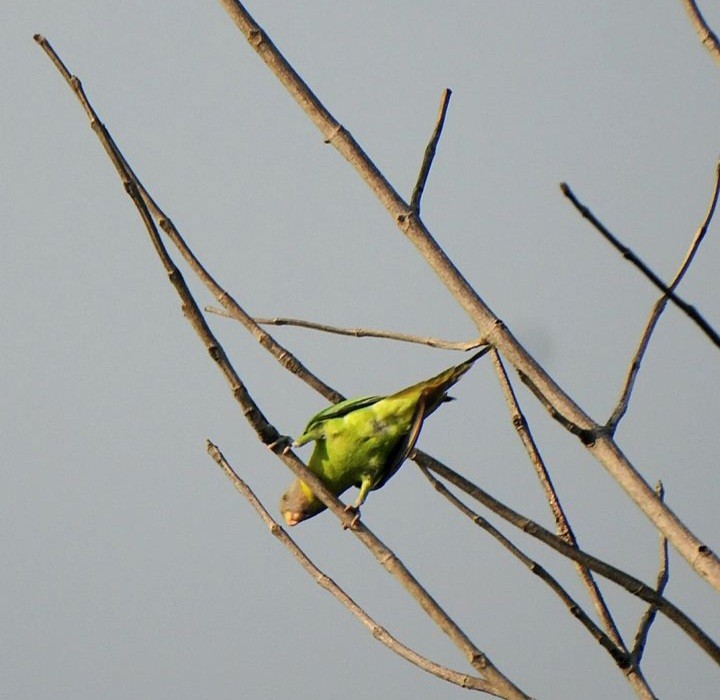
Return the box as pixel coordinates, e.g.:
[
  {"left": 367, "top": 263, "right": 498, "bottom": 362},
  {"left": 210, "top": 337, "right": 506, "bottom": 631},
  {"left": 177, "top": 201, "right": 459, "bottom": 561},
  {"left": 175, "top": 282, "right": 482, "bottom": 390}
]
[
  {"left": 411, "top": 88, "right": 452, "bottom": 213},
  {"left": 38, "top": 30, "right": 719, "bottom": 666},
  {"left": 153, "top": 221, "right": 342, "bottom": 404},
  {"left": 217, "top": 0, "right": 720, "bottom": 591},
  {"left": 516, "top": 369, "right": 599, "bottom": 446},
  {"left": 680, "top": 0, "right": 720, "bottom": 64},
  {"left": 413, "top": 451, "right": 720, "bottom": 666},
  {"left": 32, "top": 37, "right": 286, "bottom": 448},
  {"left": 36, "top": 36, "right": 530, "bottom": 700},
  {"left": 207, "top": 441, "right": 491, "bottom": 693},
  {"left": 491, "top": 352, "right": 663, "bottom": 698},
  {"left": 560, "top": 182, "right": 720, "bottom": 351},
  {"left": 36, "top": 22, "right": 720, "bottom": 670},
  {"left": 418, "top": 464, "right": 633, "bottom": 671},
  {"left": 207, "top": 308, "right": 484, "bottom": 351},
  {"left": 607, "top": 160, "right": 720, "bottom": 432},
  {"left": 491, "top": 351, "right": 626, "bottom": 649},
  {"left": 632, "top": 482, "right": 670, "bottom": 666}
]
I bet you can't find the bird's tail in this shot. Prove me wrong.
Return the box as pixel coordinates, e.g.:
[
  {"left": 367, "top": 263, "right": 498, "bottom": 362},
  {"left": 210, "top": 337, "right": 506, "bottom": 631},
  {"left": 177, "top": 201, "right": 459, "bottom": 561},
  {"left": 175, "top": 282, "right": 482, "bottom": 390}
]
[{"left": 390, "top": 345, "right": 490, "bottom": 412}]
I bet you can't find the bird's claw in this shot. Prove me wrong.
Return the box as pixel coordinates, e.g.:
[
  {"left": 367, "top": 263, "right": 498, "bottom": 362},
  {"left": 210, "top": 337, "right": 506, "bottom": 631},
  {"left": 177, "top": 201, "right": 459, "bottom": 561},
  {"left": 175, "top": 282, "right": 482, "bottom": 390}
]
[
  {"left": 267, "top": 435, "right": 293, "bottom": 454},
  {"left": 342, "top": 504, "right": 361, "bottom": 530}
]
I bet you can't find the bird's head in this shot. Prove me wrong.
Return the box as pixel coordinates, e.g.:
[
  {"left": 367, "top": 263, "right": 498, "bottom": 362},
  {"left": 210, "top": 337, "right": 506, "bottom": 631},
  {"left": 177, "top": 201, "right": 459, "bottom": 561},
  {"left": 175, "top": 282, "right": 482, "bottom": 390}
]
[{"left": 279, "top": 479, "right": 327, "bottom": 526}]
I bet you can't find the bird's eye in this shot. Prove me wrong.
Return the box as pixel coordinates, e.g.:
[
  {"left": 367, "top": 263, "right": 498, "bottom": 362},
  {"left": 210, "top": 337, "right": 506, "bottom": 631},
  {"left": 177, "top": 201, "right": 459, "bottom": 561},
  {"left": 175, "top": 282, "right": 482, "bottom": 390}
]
[{"left": 281, "top": 493, "right": 288, "bottom": 501}]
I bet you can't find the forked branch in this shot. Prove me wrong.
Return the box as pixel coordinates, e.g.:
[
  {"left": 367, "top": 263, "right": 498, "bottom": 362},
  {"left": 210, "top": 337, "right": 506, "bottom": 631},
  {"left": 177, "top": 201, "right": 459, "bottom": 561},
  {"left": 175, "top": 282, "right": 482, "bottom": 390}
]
[
  {"left": 491, "top": 352, "right": 624, "bottom": 646},
  {"left": 207, "top": 441, "right": 492, "bottom": 693},
  {"left": 560, "top": 181, "right": 720, "bottom": 351},
  {"left": 35, "top": 34, "right": 530, "bottom": 699},
  {"left": 216, "top": 0, "right": 720, "bottom": 590},
  {"left": 414, "top": 452, "right": 720, "bottom": 666},
  {"left": 607, "top": 160, "right": 720, "bottom": 432}
]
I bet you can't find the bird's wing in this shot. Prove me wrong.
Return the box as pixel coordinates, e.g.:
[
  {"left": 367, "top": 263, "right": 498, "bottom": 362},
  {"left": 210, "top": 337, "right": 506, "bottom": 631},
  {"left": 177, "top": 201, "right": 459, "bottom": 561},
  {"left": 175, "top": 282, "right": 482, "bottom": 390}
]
[
  {"left": 372, "top": 394, "right": 429, "bottom": 491},
  {"left": 299, "top": 395, "right": 382, "bottom": 435}
]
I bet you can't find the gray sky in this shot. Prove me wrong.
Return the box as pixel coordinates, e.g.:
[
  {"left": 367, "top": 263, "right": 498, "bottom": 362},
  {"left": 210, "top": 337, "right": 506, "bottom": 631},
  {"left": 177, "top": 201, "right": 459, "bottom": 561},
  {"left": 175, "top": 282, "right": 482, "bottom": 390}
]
[{"left": 3, "top": 2, "right": 720, "bottom": 698}]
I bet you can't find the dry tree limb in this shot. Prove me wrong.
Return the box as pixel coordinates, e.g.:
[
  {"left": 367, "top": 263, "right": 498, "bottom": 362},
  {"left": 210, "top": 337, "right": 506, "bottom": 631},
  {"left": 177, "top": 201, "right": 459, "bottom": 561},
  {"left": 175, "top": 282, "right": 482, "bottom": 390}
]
[
  {"left": 414, "top": 452, "right": 720, "bottom": 667},
  {"left": 35, "top": 15, "right": 720, "bottom": 690},
  {"left": 207, "top": 308, "right": 484, "bottom": 351},
  {"left": 55, "top": 72, "right": 343, "bottom": 405},
  {"left": 560, "top": 182, "right": 720, "bottom": 351},
  {"left": 411, "top": 88, "right": 452, "bottom": 213},
  {"left": 217, "top": 0, "right": 720, "bottom": 590},
  {"left": 33, "top": 37, "right": 283, "bottom": 447},
  {"left": 631, "top": 482, "right": 670, "bottom": 667},
  {"left": 515, "top": 369, "right": 597, "bottom": 445},
  {"left": 417, "top": 464, "right": 631, "bottom": 669},
  {"left": 40, "top": 23, "right": 709, "bottom": 655},
  {"left": 418, "top": 463, "right": 660, "bottom": 699},
  {"left": 35, "top": 36, "right": 530, "bottom": 700},
  {"left": 490, "top": 352, "right": 624, "bottom": 645},
  {"left": 607, "top": 160, "right": 720, "bottom": 432},
  {"left": 36, "top": 30, "right": 719, "bottom": 667},
  {"left": 207, "top": 441, "right": 491, "bottom": 694},
  {"left": 681, "top": 0, "right": 720, "bottom": 64},
  {"left": 491, "top": 352, "right": 661, "bottom": 698}
]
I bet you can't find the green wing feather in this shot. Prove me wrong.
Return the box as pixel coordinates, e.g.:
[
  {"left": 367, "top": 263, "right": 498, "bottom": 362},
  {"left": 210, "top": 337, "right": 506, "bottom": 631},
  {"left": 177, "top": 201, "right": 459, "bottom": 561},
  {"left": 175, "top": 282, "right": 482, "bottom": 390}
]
[
  {"left": 302, "top": 395, "right": 381, "bottom": 429},
  {"left": 371, "top": 394, "right": 428, "bottom": 491},
  {"left": 280, "top": 346, "right": 490, "bottom": 525}
]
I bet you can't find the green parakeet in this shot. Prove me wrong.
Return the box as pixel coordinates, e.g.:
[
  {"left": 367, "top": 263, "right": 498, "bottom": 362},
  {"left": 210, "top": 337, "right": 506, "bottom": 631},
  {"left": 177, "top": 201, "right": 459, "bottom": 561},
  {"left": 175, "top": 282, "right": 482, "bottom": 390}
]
[{"left": 280, "top": 347, "right": 489, "bottom": 526}]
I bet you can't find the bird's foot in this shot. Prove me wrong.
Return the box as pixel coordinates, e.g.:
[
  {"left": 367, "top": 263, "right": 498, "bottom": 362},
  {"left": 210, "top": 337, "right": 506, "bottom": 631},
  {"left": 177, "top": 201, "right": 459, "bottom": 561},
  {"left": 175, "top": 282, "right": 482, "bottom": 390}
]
[
  {"left": 267, "top": 435, "right": 293, "bottom": 454},
  {"left": 342, "top": 504, "right": 361, "bottom": 530}
]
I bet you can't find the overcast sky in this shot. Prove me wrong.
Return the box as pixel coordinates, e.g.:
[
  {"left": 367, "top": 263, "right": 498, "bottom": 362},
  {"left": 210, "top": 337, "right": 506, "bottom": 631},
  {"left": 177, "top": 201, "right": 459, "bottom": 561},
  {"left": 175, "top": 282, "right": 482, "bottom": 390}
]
[{"left": 3, "top": 2, "right": 720, "bottom": 699}]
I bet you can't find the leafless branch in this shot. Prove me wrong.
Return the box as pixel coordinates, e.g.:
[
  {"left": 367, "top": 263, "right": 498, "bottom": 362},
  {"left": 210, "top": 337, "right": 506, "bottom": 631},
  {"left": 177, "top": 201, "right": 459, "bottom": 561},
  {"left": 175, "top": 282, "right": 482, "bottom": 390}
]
[
  {"left": 560, "top": 181, "right": 720, "bottom": 351},
  {"left": 418, "top": 464, "right": 632, "bottom": 669},
  {"left": 414, "top": 451, "right": 720, "bottom": 666},
  {"left": 32, "top": 40, "right": 342, "bottom": 412},
  {"left": 411, "top": 88, "right": 452, "bottom": 213},
  {"left": 207, "top": 441, "right": 492, "bottom": 693},
  {"left": 34, "top": 7, "right": 720, "bottom": 689},
  {"left": 491, "top": 351, "right": 625, "bottom": 647},
  {"left": 632, "top": 482, "right": 670, "bottom": 666},
  {"left": 515, "top": 369, "right": 598, "bottom": 445},
  {"left": 216, "top": 0, "right": 720, "bottom": 590},
  {"left": 36, "top": 35, "right": 531, "bottom": 699},
  {"left": 607, "top": 160, "right": 720, "bottom": 432},
  {"left": 206, "top": 308, "right": 485, "bottom": 351},
  {"left": 680, "top": 0, "right": 720, "bottom": 64}
]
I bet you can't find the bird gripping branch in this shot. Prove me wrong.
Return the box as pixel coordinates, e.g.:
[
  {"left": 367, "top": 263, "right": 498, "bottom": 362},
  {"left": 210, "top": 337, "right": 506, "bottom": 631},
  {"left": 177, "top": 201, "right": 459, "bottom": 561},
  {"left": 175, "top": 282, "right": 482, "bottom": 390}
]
[{"left": 280, "top": 347, "right": 490, "bottom": 526}]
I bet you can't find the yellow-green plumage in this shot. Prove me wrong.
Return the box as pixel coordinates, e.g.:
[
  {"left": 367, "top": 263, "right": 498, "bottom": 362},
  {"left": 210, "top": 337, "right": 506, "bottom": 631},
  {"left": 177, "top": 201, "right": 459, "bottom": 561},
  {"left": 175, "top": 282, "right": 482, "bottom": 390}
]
[{"left": 280, "top": 348, "right": 488, "bottom": 526}]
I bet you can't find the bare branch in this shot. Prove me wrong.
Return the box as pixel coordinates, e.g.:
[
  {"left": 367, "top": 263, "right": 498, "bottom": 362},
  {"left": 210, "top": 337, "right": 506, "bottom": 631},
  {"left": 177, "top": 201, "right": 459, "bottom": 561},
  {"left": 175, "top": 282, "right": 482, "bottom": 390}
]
[
  {"left": 32, "top": 35, "right": 288, "bottom": 447},
  {"left": 607, "top": 159, "right": 720, "bottom": 431},
  {"left": 206, "top": 308, "right": 484, "bottom": 351},
  {"left": 34, "top": 14, "right": 720, "bottom": 688},
  {"left": 213, "top": 2, "right": 720, "bottom": 588},
  {"left": 411, "top": 88, "right": 452, "bottom": 213},
  {"left": 680, "top": 0, "right": 720, "bottom": 64},
  {"left": 32, "top": 36, "right": 342, "bottom": 413},
  {"left": 207, "top": 441, "right": 492, "bottom": 693},
  {"left": 515, "top": 368, "right": 599, "bottom": 445},
  {"left": 417, "top": 463, "right": 632, "bottom": 670},
  {"left": 152, "top": 219, "right": 342, "bottom": 406},
  {"left": 36, "top": 35, "right": 531, "bottom": 699},
  {"left": 491, "top": 351, "right": 626, "bottom": 649},
  {"left": 422, "top": 457, "right": 661, "bottom": 699},
  {"left": 560, "top": 181, "right": 720, "bottom": 351},
  {"left": 414, "top": 451, "right": 720, "bottom": 666},
  {"left": 632, "top": 482, "right": 670, "bottom": 666}
]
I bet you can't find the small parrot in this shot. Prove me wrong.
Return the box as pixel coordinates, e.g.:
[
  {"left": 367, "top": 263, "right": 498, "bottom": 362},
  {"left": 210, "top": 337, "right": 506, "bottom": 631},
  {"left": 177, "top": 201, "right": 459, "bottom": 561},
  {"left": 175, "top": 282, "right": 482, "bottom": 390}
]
[{"left": 279, "top": 347, "right": 489, "bottom": 526}]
